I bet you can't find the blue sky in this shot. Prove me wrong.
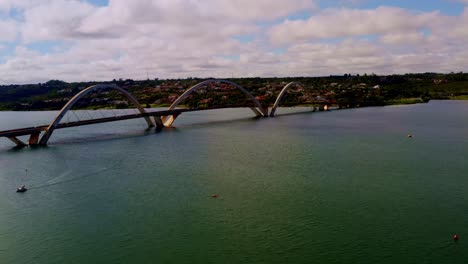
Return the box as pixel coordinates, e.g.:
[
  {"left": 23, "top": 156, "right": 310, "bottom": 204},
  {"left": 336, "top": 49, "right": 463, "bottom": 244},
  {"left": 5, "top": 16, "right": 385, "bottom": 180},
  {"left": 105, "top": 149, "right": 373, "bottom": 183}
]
[
  {"left": 0, "top": 0, "right": 467, "bottom": 84},
  {"left": 88, "top": 0, "right": 108, "bottom": 6},
  {"left": 318, "top": 0, "right": 466, "bottom": 15}
]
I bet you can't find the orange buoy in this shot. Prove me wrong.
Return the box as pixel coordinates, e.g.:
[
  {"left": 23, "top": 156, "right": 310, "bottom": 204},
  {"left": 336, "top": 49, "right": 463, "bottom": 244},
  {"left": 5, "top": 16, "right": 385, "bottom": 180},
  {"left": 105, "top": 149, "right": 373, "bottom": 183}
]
[{"left": 454, "top": 234, "right": 459, "bottom": 241}]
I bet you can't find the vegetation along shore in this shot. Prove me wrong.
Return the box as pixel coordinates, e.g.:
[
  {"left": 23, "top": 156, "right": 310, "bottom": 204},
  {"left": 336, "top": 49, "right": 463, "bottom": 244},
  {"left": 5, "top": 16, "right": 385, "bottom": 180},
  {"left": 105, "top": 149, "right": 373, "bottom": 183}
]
[{"left": 1, "top": 72, "right": 467, "bottom": 111}]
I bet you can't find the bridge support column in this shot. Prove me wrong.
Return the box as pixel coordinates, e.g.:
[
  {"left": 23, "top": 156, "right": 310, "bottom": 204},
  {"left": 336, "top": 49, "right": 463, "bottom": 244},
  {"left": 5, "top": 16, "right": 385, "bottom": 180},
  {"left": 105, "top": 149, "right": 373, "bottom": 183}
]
[
  {"left": 262, "top": 107, "right": 269, "bottom": 117},
  {"left": 7, "top": 136, "right": 27, "bottom": 147},
  {"left": 28, "top": 131, "right": 41, "bottom": 145},
  {"left": 153, "top": 116, "right": 165, "bottom": 132},
  {"left": 269, "top": 107, "right": 277, "bottom": 117}
]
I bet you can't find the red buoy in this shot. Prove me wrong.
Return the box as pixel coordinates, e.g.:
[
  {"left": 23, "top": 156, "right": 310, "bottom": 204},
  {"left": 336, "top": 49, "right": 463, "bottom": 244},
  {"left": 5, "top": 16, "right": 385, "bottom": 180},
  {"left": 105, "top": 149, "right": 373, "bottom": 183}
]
[{"left": 453, "top": 234, "right": 459, "bottom": 241}]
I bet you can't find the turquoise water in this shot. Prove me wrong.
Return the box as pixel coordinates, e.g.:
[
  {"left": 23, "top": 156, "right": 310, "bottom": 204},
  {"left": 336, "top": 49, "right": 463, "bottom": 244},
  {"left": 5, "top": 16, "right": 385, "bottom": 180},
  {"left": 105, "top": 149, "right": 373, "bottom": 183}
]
[{"left": 1, "top": 102, "right": 468, "bottom": 263}]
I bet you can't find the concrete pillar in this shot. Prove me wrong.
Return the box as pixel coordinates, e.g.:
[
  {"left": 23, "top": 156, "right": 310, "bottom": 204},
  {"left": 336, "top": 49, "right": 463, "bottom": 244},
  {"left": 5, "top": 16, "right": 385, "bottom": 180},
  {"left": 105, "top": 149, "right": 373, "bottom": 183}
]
[
  {"left": 153, "top": 116, "right": 164, "bottom": 132},
  {"left": 262, "top": 107, "right": 269, "bottom": 117},
  {"left": 28, "top": 132, "right": 41, "bottom": 145}
]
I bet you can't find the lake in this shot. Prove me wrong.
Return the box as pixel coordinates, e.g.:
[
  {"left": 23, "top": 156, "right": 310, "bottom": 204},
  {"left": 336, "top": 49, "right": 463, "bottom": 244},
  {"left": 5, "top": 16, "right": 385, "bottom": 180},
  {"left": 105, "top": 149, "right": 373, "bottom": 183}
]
[{"left": 1, "top": 101, "right": 468, "bottom": 263}]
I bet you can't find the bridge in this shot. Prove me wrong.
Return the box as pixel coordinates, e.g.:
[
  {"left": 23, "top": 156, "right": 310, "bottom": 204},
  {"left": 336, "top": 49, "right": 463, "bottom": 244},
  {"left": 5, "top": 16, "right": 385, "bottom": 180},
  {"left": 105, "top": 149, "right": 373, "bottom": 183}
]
[{"left": 0, "top": 80, "right": 330, "bottom": 147}]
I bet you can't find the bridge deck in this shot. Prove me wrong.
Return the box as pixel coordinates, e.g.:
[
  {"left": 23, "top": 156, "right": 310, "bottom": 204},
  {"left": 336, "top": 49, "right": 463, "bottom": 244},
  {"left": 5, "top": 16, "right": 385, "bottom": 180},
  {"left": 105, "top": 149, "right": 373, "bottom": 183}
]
[
  {"left": 0, "top": 126, "right": 48, "bottom": 137},
  {"left": 0, "top": 104, "right": 333, "bottom": 140},
  {"left": 0, "top": 108, "right": 193, "bottom": 139}
]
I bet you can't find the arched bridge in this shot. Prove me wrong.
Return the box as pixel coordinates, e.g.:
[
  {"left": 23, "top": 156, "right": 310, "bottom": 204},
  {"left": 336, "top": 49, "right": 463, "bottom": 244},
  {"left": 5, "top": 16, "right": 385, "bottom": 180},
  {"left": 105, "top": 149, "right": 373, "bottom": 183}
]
[
  {"left": 162, "top": 79, "right": 268, "bottom": 126},
  {"left": 0, "top": 80, "right": 330, "bottom": 147}
]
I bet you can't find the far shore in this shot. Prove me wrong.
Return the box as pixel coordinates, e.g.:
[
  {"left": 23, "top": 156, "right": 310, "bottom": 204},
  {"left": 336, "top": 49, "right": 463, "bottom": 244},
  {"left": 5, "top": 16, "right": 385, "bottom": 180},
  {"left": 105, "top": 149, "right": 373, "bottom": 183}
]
[{"left": 3, "top": 98, "right": 468, "bottom": 112}]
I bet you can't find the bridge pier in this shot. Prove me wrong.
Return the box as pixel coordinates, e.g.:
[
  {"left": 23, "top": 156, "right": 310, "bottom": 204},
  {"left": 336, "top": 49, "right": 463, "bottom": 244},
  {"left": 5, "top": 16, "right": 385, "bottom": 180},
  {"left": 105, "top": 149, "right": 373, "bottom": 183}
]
[
  {"left": 28, "top": 131, "right": 41, "bottom": 145},
  {"left": 269, "top": 108, "right": 277, "bottom": 117},
  {"left": 153, "top": 116, "right": 165, "bottom": 132},
  {"left": 262, "top": 107, "right": 269, "bottom": 117}
]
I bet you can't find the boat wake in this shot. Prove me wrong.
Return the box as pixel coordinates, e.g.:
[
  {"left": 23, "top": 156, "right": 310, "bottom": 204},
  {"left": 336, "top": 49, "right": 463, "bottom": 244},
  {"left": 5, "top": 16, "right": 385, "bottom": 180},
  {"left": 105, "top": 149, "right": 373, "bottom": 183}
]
[{"left": 29, "top": 165, "right": 121, "bottom": 191}]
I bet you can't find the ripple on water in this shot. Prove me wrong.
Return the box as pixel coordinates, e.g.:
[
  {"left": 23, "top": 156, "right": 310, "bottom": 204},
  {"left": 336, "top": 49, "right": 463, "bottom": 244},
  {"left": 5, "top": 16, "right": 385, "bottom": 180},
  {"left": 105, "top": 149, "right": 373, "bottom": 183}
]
[{"left": 1, "top": 104, "right": 468, "bottom": 263}]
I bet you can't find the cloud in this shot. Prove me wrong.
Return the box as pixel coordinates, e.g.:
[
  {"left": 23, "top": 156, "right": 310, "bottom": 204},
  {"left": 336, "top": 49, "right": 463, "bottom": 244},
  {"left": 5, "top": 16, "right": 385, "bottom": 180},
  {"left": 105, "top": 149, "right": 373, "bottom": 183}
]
[
  {"left": 0, "top": 0, "right": 32, "bottom": 12},
  {"left": 277, "top": 39, "right": 387, "bottom": 75},
  {"left": 17, "top": 0, "right": 315, "bottom": 42},
  {"left": 3, "top": 0, "right": 317, "bottom": 83},
  {"left": 379, "top": 32, "right": 426, "bottom": 45},
  {"left": 446, "top": 7, "right": 468, "bottom": 39},
  {"left": 269, "top": 7, "right": 439, "bottom": 45},
  {"left": 20, "top": 0, "right": 96, "bottom": 42},
  {"left": 0, "top": 19, "right": 17, "bottom": 42},
  {"left": 0, "top": 1, "right": 468, "bottom": 84}
]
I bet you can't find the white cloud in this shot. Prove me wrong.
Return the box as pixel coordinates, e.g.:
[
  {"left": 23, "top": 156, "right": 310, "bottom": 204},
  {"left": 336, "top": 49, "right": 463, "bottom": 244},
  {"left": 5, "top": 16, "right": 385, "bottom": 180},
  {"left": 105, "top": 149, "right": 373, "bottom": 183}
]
[
  {"left": 0, "top": 19, "right": 17, "bottom": 42},
  {"left": 1, "top": 1, "right": 468, "bottom": 84},
  {"left": 269, "top": 7, "right": 439, "bottom": 45},
  {"left": 209, "top": 0, "right": 316, "bottom": 21},
  {"left": 19, "top": 0, "right": 315, "bottom": 42},
  {"left": 20, "top": 0, "right": 96, "bottom": 42},
  {"left": 445, "top": 8, "right": 468, "bottom": 39},
  {"left": 277, "top": 40, "right": 387, "bottom": 75},
  {"left": 379, "top": 32, "right": 426, "bottom": 45},
  {"left": 0, "top": 0, "right": 46, "bottom": 14}
]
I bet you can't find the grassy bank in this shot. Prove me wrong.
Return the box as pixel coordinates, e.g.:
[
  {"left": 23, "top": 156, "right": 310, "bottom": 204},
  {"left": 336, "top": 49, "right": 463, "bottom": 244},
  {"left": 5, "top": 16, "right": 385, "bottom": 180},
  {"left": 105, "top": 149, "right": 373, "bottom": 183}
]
[
  {"left": 448, "top": 95, "right": 468, "bottom": 100},
  {"left": 384, "top": 98, "right": 426, "bottom": 105}
]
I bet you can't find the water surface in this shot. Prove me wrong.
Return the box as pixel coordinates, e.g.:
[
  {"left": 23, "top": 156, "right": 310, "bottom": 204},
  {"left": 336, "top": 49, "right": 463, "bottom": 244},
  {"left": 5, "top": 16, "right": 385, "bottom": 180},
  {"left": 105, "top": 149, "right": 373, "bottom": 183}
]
[{"left": 1, "top": 102, "right": 467, "bottom": 263}]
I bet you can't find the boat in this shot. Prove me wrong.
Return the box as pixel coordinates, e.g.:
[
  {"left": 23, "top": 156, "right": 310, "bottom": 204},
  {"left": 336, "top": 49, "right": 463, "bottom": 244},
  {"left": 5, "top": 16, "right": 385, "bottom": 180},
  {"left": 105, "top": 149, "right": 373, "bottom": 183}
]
[
  {"left": 16, "top": 185, "right": 27, "bottom": 193},
  {"left": 16, "top": 169, "right": 30, "bottom": 193}
]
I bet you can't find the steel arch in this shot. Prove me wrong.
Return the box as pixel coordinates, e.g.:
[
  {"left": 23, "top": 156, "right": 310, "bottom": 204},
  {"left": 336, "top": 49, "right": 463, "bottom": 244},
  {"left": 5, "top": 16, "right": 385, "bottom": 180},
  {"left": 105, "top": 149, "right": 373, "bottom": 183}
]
[
  {"left": 270, "top": 82, "right": 306, "bottom": 117},
  {"left": 163, "top": 79, "right": 267, "bottom": 126},
  {"left": 39, "top": 84, "right": 154, "bottom": 145}
]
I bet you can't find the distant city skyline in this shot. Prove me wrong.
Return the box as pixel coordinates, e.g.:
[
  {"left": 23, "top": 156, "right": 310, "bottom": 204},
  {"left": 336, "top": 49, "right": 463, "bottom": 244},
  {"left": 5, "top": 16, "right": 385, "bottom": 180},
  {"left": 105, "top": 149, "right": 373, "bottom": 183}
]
[{"left": 0, "top": 0, "right": 467, "bottom": 84}]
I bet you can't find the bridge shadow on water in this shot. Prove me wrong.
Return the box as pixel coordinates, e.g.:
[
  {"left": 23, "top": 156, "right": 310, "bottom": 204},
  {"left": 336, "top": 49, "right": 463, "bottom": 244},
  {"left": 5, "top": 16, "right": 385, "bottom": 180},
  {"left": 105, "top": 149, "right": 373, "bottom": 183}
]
[
  {"left": 169, "top": 107, "right": 323, "bottom": 129},
  {"left": 6, "top": 117, "right": 262, "bottom": 149},
  {"left": 168, "top": 115, "right": 263, "bottom": 129},
  {"left": 272, "top": 108, "right": 318, "bottom": 117},
  {"left": 3, "top": 139, "right": 50, "bottom": 153},
  {"left": 48, "top": 129, "right": 158, "bottom": 146}
]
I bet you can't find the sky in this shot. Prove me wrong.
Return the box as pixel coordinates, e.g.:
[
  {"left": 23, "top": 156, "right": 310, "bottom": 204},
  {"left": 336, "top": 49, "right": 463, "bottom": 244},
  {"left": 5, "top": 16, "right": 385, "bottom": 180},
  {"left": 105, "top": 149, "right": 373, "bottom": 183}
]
[{"left": 0, "top": 0, "right": 468, "bottom": 84}]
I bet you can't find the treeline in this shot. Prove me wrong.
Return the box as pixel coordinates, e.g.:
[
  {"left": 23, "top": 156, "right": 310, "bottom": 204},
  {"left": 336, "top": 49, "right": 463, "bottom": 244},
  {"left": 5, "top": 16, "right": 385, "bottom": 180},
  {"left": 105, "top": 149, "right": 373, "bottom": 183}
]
[{"left": 1, "top": 72, "right": 468, "bottom": 111}]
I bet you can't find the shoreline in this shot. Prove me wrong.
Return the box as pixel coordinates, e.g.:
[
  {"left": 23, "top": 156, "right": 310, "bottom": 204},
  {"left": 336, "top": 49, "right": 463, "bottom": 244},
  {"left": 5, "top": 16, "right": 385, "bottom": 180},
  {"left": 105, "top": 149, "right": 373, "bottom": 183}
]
[{"left": 2, "top": 98, "right": 467, "bottom": 112}]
